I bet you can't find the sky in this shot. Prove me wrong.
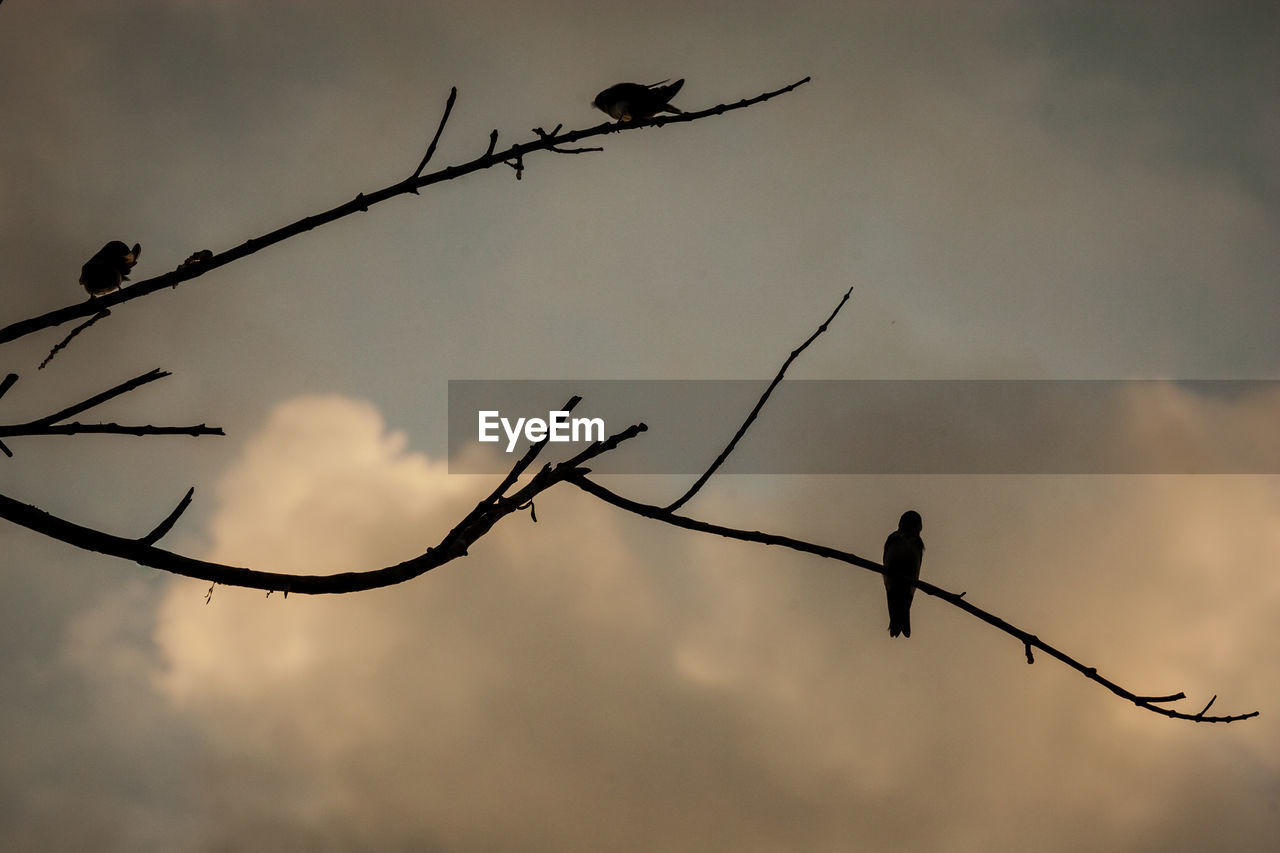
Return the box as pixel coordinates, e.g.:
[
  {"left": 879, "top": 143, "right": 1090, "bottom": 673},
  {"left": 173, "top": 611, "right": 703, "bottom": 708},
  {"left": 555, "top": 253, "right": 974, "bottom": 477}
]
[{"left": 1, "top": 1, "right": 1278, "bottom": 850}]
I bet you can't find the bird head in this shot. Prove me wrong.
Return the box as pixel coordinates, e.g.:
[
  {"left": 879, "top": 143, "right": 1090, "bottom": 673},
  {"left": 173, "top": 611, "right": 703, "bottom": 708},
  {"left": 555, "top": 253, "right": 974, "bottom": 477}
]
[{"left": 898, "top": 510, "right": 923, "bottom": 536}]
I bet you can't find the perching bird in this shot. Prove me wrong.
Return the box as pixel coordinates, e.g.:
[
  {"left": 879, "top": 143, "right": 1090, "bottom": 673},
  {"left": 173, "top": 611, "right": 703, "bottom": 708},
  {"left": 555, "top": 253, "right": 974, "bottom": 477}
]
[
  {"left": 883, "top": 510, "right": 924, "bottom": 638},
  {"left": 80, "top": 241, "right": 141, "bottom": 296},
  {"left": 593, "top": 79, "right": 684, "bottom": 122}
]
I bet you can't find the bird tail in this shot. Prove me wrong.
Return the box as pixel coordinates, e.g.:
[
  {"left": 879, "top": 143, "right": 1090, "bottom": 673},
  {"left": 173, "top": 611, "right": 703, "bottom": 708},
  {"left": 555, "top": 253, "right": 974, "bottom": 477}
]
[
  {"left": 658, "top": 78, "right": 684, "bottom": 112},
  {"left": 888, "top": 615, "right": 911, "bottom": 639}
]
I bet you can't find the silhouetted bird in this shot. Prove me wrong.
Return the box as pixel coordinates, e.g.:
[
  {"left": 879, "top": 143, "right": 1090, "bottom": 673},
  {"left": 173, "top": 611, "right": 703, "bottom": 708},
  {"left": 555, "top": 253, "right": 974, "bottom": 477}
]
[
  {"left": 80, "top": 241, "right": 141, "bottom": 296},
  {"left": 883, "top": 510, "right": 924, "bottom": 638},
  {"left": 593, "top": 79, "right": 684, "bottom": 122}
]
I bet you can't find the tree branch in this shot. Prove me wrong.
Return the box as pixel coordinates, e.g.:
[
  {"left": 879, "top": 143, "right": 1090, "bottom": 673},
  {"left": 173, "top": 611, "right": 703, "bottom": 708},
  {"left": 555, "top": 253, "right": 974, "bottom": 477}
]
[
  {"left": 409, "top": 86, "right": 457, "bottom": 182},
  {"left": 571, "top": 474, "right": 1257, "bottom": 723},
  {"left": 567, "top": 286, "right": 1256, "bottom": 723},
  {"left": 0, "top": 406, "right": 646, "bottom": 595},
  {"left": 0, "top": 368, "right": 223, "bottom": 450},
  {"left": 28, "top": 368, "right": 171, "bottom": 425},
  {"left": 666, "top": 285, "right": 851, "bottom": 512},
  {"left": 0, "top": 76, "right": 811, "bottom": 347}
]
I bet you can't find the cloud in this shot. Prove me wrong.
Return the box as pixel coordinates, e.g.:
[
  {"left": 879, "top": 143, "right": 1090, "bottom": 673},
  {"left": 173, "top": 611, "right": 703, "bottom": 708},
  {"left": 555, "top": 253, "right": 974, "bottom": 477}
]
[{"left": 100, "top": 393, "right": 1278, "bottom": 851}]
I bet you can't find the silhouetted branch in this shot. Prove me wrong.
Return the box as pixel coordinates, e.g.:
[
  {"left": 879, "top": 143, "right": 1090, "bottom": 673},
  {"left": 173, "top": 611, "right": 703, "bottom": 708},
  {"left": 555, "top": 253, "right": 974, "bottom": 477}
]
[
  {"left": 666, "top": 285, "right": 851, "bottom": 512},
  {"left": 0, "top": 404, "right": 645, "bottom": 595},
  {"left": 533, "top": 125, "right": 603, "bottom": 154},
  {"left": 563, "top": 286, "right": 1257, "bottom": 723},
  {"left": 0, "top": 76, "right": 811, "bottom": 347},
  {"left": 38, "top": 309, "right": 109, "bottom": 369},
  {"left": 0, "top": 368, "right": 223, "bottom": 451},
  {"left": 570, "top": 474, "right": 1256, "bottom": 723},
  {"left": 4, "top": 422, "right": 223, "bottom": 438},
  {"left": 31, "top": 368, "right": 170, "bottom": 425},
  {"left": 0, "top": 369, "right": 222, "bottom": 450},
  {"left": 139, "top": 487, "right": 195, "bottom": 546},
  {"left": 409, "top": 86, "right": 457, "bottom": 182}
]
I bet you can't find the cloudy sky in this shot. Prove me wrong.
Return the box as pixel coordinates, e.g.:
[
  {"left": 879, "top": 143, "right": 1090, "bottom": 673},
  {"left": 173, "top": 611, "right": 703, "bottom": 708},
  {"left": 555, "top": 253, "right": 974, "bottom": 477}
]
[{"left": 2, "top": 1, "right": 1278, "bottom": 850}]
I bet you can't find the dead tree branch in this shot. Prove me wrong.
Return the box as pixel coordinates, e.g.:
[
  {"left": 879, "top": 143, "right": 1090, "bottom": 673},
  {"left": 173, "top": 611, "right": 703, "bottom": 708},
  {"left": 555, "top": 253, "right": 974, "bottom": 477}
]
[
  {"left": 38, "top": 309, "right": 109, "bottom": 369},
  {"left": 666, "top": 286, "right": 852, "bottom": 512},
  {"left": 0, "top": 77, "right": 811, "bottom": 348},
  {"left": 570, "top": 475, "right": 1256, "bottom": 723},
  {"left": 0, "top": 368, "right": 223, "bottom": 453},
  {"left": 569, "top": 288, "right": 1256, "bottom": 724},
  {"left": 0, "top": 396, "right": 646, "bottom": 595}
]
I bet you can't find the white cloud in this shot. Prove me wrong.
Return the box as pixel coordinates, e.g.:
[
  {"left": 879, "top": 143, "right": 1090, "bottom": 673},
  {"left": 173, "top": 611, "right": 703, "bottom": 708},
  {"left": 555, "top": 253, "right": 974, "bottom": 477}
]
[{"left": 127, "top": 394, "right": 1280, "bottom": 850}]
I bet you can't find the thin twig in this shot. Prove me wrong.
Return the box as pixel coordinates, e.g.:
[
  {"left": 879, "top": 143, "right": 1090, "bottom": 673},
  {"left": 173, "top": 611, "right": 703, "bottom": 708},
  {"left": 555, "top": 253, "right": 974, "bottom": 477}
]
[
  {"left": 410, "top": 87, "right": 458, "bottom": 182},
  {"left": 139, "top": 487, "right": 195, "bottom": 546},
  {"left": 666, "top": 286, "right": 852, "bottom": 512},
  {"left": 38, "top": 309, "right": 110, "bottom": 369},
  {"left": 30, "top": 368, "right": 170, "bottom": 426},
  {"left": 0, "top": 422, "right": 223, "bottom": 438}
]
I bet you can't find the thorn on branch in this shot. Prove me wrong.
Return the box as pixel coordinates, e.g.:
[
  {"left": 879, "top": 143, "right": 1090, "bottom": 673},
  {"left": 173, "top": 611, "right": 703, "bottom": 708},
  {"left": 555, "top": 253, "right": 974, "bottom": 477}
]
[
  {"left": 1024, "top": 642, "right": 1034, "bottom": 664},
  {"left": 354, "top": 192, "right": 369, "bottom": 212},
  {"left": 486, "top": 129, "right": 499, "bottom": 156}
]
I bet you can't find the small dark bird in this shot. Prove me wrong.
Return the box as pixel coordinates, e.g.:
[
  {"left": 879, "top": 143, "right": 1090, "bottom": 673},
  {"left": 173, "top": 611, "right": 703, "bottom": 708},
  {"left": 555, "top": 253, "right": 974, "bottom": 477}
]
[
  {"left": 80, "top": 241, "right": 141, "bottom": 296},
  {"left": 883, "top": 510, "right": 924, "bottom": 638},
  {"left": 593, "top": 79, "right": 685, "bottom": 122}
]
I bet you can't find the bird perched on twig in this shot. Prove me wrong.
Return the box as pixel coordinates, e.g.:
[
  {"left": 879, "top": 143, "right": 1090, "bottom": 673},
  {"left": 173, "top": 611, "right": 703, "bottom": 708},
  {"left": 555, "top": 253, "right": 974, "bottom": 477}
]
[
  {"left": 79, "top": 241, "right": 141, "bottom": 296},
  {"left": 883, "top": 510, "right": 924, "bottom": 638},
  {"left": 593, "top": 79, "right": 685, "bottom": 122}
]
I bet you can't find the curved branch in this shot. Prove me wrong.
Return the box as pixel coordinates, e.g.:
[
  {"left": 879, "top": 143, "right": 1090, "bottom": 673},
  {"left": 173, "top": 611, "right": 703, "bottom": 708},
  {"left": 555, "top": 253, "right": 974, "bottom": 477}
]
[
  {"left": 572, "top": 474, "right": 1258, "bottom": 724},
  {"left": 0, "top": 399, "right": 646, "bottom": 595},
  {"left": 0, "top": 77, "right": 812, "bottom": 347}
]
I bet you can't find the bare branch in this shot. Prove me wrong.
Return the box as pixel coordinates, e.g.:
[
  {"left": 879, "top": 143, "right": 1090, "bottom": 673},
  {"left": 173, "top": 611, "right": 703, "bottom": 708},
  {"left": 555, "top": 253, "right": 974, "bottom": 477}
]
[
  {"left": 0, "top": 373, "right": 19, "bottom": 401},
  {"left": 0, "top": 77, "right": 812, "bottom": 347},
  {"left": 29, "top": 368, "right": 171, "bottom": 426},
  {"left": 38, "top": 309, "right": 110, "bottom": 369},
  {"left": 139, "top": 487, "right": 195, "bottom": 546},
  {"left": 2, "top": 422, "right": 223, "bottom": 439},
  {"left": 533, "top": 125, "right": 603, "bottom": 154},
  {"left": 571, "top": 474, "right": 1257, "bottom": 723},
  {"left": 409, "top": 86, "right": 457, "bottom": 183},
  {"left": 666, "top": 285, "right": 852, "bottom": 512},
  {"left": 0, "top": 368, "right": 223, "bottom": 451},
  {"left": 0, "top": 409, "right": 646, "bottom": 595}
]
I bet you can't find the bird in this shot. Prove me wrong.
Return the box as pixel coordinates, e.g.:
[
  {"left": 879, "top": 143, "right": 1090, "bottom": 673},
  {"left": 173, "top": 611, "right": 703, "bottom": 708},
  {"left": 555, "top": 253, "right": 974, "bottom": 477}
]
[
  {"left": 79, "top": 241, "right": 141, "bottom": 296},
  {"left": 883, "top": 510, "right": 924, "bottom": 638},
  {"left": 592, "top": 79, "right": 685, "bottom": 122}
]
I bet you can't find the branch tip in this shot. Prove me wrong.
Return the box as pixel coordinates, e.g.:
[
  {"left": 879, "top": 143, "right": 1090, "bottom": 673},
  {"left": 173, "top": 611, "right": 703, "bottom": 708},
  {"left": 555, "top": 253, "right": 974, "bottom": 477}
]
[
  {"left": 666, "top": 287, "right": 852, "bottom": 512},
  {"left": 139, "top": 486, "right": 196, "bottom": 546},
  {"left": 411, "top": 86, "right": 459, "bottom": 180}
]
